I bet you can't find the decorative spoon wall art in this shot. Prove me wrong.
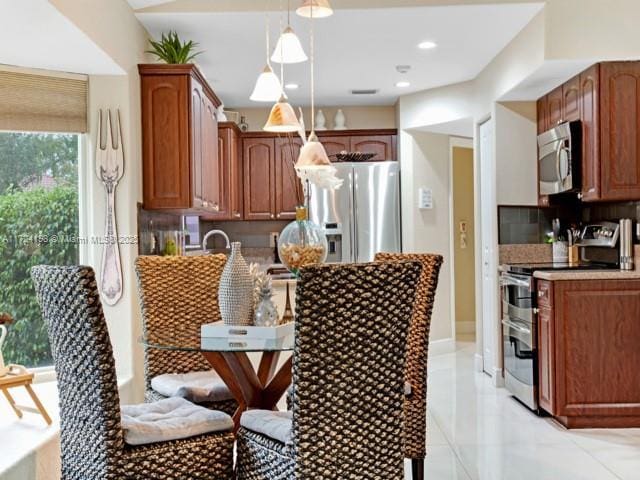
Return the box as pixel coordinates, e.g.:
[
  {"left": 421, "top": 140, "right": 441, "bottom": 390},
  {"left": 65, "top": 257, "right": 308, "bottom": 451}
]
[{"left": 95, "top": 109, "right": 124, "bottom": 306}]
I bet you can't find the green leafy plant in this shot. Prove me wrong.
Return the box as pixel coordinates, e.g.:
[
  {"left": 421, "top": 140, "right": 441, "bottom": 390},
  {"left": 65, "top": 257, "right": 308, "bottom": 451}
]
[
  {"left": 147, "top": 31, "right": 203, "bottom": 64},
  {"left": 0, "top": 186, "right": 79, "bottom": 367}
]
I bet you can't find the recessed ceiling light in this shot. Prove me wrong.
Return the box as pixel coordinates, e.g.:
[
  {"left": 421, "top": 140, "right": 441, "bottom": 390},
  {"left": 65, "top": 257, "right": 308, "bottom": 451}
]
[
  {"left": 285, "top": 83, "right": 299, "bottom": 90},
  {"left": 396, "top": 81, "right": 411, "bottom": 88},
  {"left": 418, "top": 41, "right": 437, "bottom": 50}
]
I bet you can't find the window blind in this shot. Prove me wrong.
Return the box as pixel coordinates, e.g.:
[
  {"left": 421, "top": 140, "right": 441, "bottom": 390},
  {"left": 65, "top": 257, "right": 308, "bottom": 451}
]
[{"left": 0, "top": 70, "right": 88, "bottom": 133}]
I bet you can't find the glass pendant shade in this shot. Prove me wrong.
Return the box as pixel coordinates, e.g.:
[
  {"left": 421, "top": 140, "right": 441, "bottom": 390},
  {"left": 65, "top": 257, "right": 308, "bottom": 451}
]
[
  {"left": 271, "top": 26, "right": 308, "bottom": 64},
  {"left": 278, "top": 206, "right": 328, "bottom": 276},
  {"left": 264, "top": 95, "right": 301, "bottom": 132},
  {"left": 250, "top": 65, "right": 283, "bottom": 102},
  {"left": 296, "top": 0, "right": 334, "bottom": 18}
]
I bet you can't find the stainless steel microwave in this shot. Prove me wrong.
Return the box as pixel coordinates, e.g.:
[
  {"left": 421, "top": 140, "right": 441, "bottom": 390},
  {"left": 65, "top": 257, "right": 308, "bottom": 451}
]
[{"left": 537, "top": 121, "right": 581, "bottom": 195}]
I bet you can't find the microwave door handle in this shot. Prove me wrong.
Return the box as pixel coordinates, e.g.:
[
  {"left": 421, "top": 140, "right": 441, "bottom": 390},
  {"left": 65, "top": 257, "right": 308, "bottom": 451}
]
[{"left": 555, "top": 142, "right": 564, "bottom": 184}]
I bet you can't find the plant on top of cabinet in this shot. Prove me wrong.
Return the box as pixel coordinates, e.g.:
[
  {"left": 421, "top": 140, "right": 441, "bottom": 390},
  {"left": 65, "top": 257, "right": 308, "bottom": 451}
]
[{"left": 146, "top": 31, "right": 203, "bottom": 64}]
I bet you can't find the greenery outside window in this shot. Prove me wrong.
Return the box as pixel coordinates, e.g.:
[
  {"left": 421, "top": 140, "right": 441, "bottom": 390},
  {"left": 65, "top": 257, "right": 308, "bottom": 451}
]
[{"left": 0, "top": 131, "right": 80, "bottom": 368}]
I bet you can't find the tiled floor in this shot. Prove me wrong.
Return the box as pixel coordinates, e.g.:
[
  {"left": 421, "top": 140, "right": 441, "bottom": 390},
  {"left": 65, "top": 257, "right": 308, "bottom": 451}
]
[{"left": 407, "top": 343, "right": 640, "bottom": 480}]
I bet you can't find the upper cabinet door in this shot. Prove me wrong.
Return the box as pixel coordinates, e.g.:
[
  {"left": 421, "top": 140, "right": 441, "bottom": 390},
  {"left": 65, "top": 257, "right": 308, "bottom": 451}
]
[
  {"left": 201, "top": 95, "right": 223, "bottom": 215},
  {"left": 579, "top": 64, "right": 600, "bottom": 202},
  {"left": 537, "top": 96, "right": 549, "bottom": 134},
  {"left": 219, "top": 124, "right": 243, "bottom": 220},
  {"left": 190, "top": 79, "right": 204, "bottom": 209},
  {"left": 547, "top": 86, "right": 564, "bottom": 127},
  {"left": 141, "top": 74, "right": 191, "bottom": 209},
  {"left": 243, "top": 137, "right": 275, "bottom": 220},
  {"left": 319, "top": 136, "right": 350, "bottom": 159},
  {"left": 600, "top": 62, "right": 640, "bottom": 201},
  {"left": 275, "top": 137, "right": 303, "bottom": 220},
  {"left": 350, "top": 135, "right": 394, "bottom": 160},
  {"left": 562, "top": 75, "right": 581, "bottom": 122}
]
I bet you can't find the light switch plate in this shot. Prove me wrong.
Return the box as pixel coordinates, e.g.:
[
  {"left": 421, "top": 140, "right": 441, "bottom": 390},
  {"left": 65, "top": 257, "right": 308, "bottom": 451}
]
[{"left": 418, "top": 187, "right": 433, "bottom": 209}]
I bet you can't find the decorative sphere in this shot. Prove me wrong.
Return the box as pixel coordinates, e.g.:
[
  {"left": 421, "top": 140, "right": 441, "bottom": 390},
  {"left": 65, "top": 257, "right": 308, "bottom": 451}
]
[{"left": 278, "top": 213, "right": 328, "bottom": 276}]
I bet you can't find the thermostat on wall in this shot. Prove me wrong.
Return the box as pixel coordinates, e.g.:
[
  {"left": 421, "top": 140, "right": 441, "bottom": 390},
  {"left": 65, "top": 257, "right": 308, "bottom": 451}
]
[{"left": 418, "top": 187, "right": 433, "bottom": 209}]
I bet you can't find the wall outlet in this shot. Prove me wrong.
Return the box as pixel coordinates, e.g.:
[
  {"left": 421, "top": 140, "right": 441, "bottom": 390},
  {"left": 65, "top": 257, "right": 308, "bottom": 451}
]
[{"left": 269, "top": 232, "right": 279, "bottom": 248}]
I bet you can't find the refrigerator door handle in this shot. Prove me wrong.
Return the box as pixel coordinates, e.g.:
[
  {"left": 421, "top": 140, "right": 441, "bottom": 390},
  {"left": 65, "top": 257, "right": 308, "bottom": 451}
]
[{"left": 352, "top": 170, "right": 358, "bottom": 262}]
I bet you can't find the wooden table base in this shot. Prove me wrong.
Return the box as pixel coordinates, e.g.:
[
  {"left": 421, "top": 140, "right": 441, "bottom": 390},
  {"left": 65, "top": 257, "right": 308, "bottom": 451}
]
[{"left": 202, "top": 351, "right": 292, "bottom": 429}]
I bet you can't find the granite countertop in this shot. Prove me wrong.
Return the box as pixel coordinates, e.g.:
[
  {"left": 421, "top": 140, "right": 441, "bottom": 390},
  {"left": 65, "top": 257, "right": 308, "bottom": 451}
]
[{"left": 533, "top": 269, "right": 640, "bottom": 280}]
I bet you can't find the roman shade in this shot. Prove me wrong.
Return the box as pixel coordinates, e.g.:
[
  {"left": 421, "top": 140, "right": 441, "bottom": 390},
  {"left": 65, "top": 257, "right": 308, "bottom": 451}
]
[{"left": 0, "top": 69, "right": 88, "bottom": 133}]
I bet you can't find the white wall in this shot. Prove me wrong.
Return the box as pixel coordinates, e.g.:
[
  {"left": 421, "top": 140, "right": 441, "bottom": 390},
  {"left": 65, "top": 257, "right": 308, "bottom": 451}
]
[
  {"left": 399, "top": 130, "right": 453, "bottom": 343},
  {"left": 51, "top": 0, "right": 151, "bottom": 403},
  {"left": 494, "top": 102, "right": 538, "bottom": 206}
]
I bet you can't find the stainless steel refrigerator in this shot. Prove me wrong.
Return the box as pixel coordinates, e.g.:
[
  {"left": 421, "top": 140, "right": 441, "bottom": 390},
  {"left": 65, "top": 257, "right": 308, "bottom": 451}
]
[{"left": 309, "top": 161, "right": 401, "bottom": 263}]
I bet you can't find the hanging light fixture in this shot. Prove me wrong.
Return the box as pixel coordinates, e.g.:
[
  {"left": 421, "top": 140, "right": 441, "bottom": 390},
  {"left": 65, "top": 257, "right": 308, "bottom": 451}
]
[
  {"left": 263, "top": 0, "right": 301, "bottom": 132},
  {"left": 272, "top": 0, "right": 307, "bottom": 64},
  {"left": 296, "top": 0, "right": 333, "bottom": 18},
  {"left": 264, "top": 94, "right": 301, "bottom": 132},
  {"left": 294, "top": 1, "right": 342, "bottom": 189},
  {"left": 251, "top": 6, "right": 282, "bottom": 102}
]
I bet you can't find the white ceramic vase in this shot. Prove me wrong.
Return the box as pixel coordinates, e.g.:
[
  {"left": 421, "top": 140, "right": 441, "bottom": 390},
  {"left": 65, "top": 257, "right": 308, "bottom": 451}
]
[
  {"left": 334, "top": 109, "right": 347, "bottom": 130},
  {"left": 218, "top": 242, "right": 254, "bottom": 326},
  {"left": 315, "top": 109, "right": 327, "bottom": 130}
]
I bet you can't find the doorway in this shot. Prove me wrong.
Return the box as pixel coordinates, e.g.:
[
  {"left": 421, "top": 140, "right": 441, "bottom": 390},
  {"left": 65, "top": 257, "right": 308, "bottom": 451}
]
[{"left": 451, "top": 143, "right": 476, "bottom": 342}]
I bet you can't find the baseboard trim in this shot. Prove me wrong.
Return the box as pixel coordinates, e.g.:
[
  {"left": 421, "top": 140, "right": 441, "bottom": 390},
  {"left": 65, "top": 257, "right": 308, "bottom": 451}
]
[
  {"left": 492, "top": 366, "right": 505, "bottom": 387},
  {"left": 428, "top": 338, "right": 456, "bottom": 356},
  {"left": 474, "top": 353, "right": 483, "bottom": 373}
]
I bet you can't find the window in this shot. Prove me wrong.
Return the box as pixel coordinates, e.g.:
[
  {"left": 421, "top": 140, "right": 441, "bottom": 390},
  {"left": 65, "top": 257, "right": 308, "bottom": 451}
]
[{"left": 0, "top": 131, "right": 80, "bottom": 368}]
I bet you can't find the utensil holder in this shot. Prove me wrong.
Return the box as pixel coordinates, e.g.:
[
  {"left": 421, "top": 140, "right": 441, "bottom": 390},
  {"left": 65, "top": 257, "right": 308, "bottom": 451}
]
[{"left": 553, "top": 241, "right": 568, "bottom": 263}]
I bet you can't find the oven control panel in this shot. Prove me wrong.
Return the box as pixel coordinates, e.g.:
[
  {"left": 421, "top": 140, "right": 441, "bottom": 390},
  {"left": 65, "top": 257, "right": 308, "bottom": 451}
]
[{"left": 577, "top": 221, "right": 620, "bottom": 248}]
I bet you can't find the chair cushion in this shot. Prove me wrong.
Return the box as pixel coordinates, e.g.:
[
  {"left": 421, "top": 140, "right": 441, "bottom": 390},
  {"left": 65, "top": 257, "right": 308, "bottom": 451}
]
[
  {"left": 240, "top": 409, "right": 293, "bottom": 445},
  {"left": 121, "top": 397, "right": 233, "bottom": 445},
  {"left": 151, "top": 370, "right": 234, "bottom": 403}
]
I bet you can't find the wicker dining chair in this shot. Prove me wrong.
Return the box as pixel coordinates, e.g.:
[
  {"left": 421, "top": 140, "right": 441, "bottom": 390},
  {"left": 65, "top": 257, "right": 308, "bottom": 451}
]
[
  {"left": 236, "top": 261, "right": 423, "bottom": 479},
  {"left": 375, "top": 252, "right": 443, "bottom": 480},
  {"left": 31, "top": 265, "right": 234, "bottom": 479},
  {"left": 135, "top": 255, "right": 237, "bottom": 415}
]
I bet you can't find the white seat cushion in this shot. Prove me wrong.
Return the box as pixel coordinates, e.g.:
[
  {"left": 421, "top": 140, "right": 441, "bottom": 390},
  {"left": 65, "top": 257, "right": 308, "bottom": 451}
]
[
  {"left": 121, "top": 397, "right": 233, "bottom": 445},
  {"left": 240, "top": 409, "right": 293, "bottom": 445},
  {"left": 151, "top": 370, "right": 234, "bottom": 403}
]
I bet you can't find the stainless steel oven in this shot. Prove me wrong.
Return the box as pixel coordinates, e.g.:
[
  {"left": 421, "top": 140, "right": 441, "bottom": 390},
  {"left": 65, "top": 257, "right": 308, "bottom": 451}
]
[
  {"left": 500, "top": 271, "right": 537, "bottom": 410},
  {"left": 538, "top": 121, "right": 581, "bottom": 196}
]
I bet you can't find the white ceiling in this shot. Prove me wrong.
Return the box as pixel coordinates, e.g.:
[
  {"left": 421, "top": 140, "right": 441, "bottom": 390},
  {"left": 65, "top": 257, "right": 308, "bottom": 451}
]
[
  {"left": 0, "top": 0, "right": 123, "bottom": 75},
  {"left": 136, "top": 2, "right": 544, "bottom": 107}
]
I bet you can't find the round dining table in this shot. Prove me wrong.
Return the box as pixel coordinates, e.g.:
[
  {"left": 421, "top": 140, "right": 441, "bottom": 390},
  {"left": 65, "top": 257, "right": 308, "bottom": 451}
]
[{"left": 141, "top": 332, "right": 294, "bottom": 429}]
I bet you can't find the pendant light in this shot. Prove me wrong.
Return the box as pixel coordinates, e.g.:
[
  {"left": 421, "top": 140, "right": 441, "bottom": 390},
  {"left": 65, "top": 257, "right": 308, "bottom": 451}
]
[
  {"left": 296, "top": 0, "right": 333, "bottom": 18},
  {"left": 295, "top": 0, "right": 341, "bottom": 186},
  {"left": 264, "top": 0, "right": 301, "bottom": 132},
  {"left": 251, "top": 7, "right": 282, "bottom": 102},
  {"left": 272, "top": 0, "right": 307, "bottom": 63}
]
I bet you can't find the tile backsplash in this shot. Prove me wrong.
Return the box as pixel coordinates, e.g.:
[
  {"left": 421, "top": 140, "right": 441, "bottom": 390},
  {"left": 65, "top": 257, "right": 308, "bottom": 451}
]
[{"left": 500, "top": 201, "right": 640, "bottom": 245}]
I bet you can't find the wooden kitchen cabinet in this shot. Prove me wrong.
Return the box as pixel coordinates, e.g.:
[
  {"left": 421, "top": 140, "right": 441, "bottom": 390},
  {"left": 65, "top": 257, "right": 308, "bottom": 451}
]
[
  {"left": 536, "top": 278, "right": 640, "bottom": 428},
  {"left": 140, "top": 64, "right": 222, "bottom": 214},
  {"left": 537, "top": 61, "right": 640, "bottom": 202},
  {"left": 213, "top": 122, "right": 243, "bottom": 220},
  {"left": 351, "top": 134, "right": 395, "bottom": 160},
  {"left": 600, "top": 62, "right": 640, "bottom": 201},
  {"left": 243, "top": 136, "right": 276, "bottom": 220},
  {"left": 274, "top": 136, "right": 303, "bottom": 220},
  {"left": 579, "top": 64, "right": 600, "bottom": 201},
  {"left": 318, "top": 135, "right": 350, "bottom": 159}
]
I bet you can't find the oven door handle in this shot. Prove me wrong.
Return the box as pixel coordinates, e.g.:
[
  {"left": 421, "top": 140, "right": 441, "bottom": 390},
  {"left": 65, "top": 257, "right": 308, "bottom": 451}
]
[
  {"left": 500, "top": 275, "right": 531, "bottom": 288},
  {"left": 501, "top": 318, "right": 531, "bottom": 335}
]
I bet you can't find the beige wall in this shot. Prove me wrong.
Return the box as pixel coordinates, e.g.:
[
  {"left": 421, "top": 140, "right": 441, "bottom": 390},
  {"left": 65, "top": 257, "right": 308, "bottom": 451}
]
[
  {"left": 51, "top": 0, "right": 150, "bottom": 403},
  {"left": 452, "top": 147, "right": 475, "bottom": 335},
  {"left": 494, "top": 102, "right": 538, "bottom": 206},
  {"left": 400, "top": 131, "right": 452, "bottom": 342},
  {"left": 230, "top": 105, "right": 396, "bottom": 132}
]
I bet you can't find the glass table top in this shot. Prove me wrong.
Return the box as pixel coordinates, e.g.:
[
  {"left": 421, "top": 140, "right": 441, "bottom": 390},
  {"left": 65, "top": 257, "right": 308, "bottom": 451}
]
[{"left": 139, "top": 330, "right": 294, "bottom": 353}]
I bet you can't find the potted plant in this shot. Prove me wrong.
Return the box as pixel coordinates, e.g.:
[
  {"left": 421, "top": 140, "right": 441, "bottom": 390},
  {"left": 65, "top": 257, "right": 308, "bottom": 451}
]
[{"left": 146, "top": 31, "right": 203, "bottom": 64}]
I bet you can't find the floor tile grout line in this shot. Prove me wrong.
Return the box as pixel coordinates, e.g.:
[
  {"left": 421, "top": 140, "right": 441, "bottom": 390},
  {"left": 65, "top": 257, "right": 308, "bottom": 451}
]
[
  {"left": 572, "top": 441, "right": 626, "bottom": 480},
  {"left": 428, "top": 406, "right": 475, "bottom": 480}
]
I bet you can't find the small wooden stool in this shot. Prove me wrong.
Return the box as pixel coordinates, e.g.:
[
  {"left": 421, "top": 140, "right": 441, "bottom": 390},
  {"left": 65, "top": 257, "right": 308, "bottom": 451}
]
[{"left": 1, "top": 366, "right": 52, "bottom": 425}]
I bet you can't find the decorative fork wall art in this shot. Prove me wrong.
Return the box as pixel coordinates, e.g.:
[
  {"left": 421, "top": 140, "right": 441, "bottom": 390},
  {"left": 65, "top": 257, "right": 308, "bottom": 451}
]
[{"left": 96, "top": 109, "right": 124, "bottom": 306}]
